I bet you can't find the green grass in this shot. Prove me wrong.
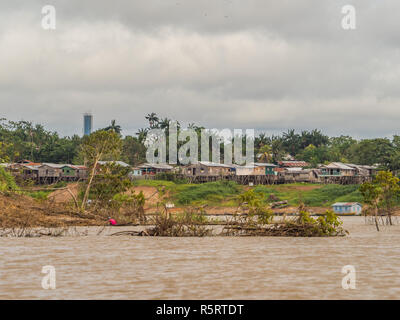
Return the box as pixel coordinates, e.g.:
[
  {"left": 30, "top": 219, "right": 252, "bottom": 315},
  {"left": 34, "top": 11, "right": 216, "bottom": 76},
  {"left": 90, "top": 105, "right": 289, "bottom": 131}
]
[
  {"left": 0, "top": 166, "right": 18, "bottom": 192},
  {"left": 27, "top": 190, "right": 51, "bottom": 200},
  {"left": 133, "top": 180, "right": 363, "bottom": 208},
  {"left": 134, "top": 179, "right": 242, "bottom": 206},
  {"left": 173, "top": 181, "right": 241, "bottom": 205},
  {"left": 133, "top": 179, "right": 177, "bottom": 188},
  {"left": 254, "top": 183, "right": 362, "bottom": 207}
]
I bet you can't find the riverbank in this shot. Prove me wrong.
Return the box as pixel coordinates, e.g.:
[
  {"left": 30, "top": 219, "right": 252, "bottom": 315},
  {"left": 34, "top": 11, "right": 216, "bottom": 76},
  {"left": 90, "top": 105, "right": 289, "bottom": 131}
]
[
  {"left": 0, "top": 193, "right": 104, "bottom": 228},
  {"left": 0, "top": 191, "right": 349, "bottom": 229},
  {"left": 0, "top": 187, "right": 397, "bottom": 229}
]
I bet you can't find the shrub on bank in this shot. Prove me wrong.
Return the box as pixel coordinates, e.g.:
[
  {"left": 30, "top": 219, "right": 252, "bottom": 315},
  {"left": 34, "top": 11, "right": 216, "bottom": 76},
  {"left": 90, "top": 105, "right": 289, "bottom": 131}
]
[{"left": 0, "top": 166, "right": 18, "bottom": 193}]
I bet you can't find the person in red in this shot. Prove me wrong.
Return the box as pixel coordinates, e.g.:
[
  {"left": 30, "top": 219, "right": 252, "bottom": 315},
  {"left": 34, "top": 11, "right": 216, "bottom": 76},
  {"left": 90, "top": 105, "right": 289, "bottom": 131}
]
[{"left": 108, "top": 217, "right": 117, "bottom": 226}]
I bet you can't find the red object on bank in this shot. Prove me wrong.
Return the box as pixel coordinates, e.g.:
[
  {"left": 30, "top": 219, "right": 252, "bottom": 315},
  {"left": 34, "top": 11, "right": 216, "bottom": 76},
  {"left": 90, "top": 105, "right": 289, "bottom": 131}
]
[{"left": 109, "top": 218, "right": 117, "bottom": 226}]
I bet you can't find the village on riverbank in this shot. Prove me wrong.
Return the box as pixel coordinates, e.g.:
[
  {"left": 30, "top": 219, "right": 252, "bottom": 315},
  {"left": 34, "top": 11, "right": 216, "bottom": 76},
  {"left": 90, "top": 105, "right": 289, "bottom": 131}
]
[
  {"left": 1, "top": 115, "right": 400, "bottom": 235},
  {"left": 1, "top": 157, "right": 378, "bottom": 186}
]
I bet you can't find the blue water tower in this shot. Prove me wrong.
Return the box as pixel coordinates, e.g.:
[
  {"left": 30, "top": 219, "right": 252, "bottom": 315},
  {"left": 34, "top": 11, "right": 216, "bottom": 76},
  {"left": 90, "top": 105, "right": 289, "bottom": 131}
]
[{"left": 83, "top": 113, "right": 93, "bottom": 136}]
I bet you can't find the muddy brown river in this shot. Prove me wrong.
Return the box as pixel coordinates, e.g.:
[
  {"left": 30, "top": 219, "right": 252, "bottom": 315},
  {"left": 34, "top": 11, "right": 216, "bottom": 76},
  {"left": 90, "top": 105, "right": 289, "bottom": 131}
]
[{"left": 1, "top": 217, "right": 400, "bottom": 299}]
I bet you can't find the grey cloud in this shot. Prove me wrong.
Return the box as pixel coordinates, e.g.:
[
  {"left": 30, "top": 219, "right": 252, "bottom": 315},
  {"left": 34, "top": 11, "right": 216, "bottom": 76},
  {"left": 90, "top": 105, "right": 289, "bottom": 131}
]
[{"left": 0, "top": 1, "right": 400, "bottom": 138}]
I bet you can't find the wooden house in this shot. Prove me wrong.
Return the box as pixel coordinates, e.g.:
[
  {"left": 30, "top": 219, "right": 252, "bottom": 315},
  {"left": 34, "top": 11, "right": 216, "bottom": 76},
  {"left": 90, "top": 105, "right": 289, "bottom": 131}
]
[
  {"left": 74, "top": 165, "right": 88, "bottom": 179},
  {"left": 183, "top": 161, "right": 234, "bottom": 177},
  {"left": 252, "top": 163, "right": 277, "bottom": 175},
  {"left": 60, "top": 165, "right": 88, "bottom": 180},
  {"left": 7, "top": 163, "right": 40, "bottom": 180},
  {"left": 320, "top": 162, "right": 356, "bottom": 177},
  {"left": 38, "top": 163, "right": 64, "bottom": 182},
  {"left": 344, "top": 164, "right": 377, "bottom": 177},
  {"left": 138, "top": 163, "right": 174, "bottom": 175},
  {"left": 231, "top": 163, "right": 277, "bottom": 176},
  {"left": 283, "top": 168, "right": 319, "bottom": 183},
  {"left": 233, "top": 165, "right": 255, "bottom": 176},
  {"left": 61, "top": 165, "right": 77, "bottom": 179}
]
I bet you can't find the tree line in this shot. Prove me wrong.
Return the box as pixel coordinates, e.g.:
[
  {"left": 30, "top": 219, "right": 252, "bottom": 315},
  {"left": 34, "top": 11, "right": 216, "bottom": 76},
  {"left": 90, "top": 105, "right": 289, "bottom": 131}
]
[{"left": 2, "top": 114, "right": 400, "bottom": 170}]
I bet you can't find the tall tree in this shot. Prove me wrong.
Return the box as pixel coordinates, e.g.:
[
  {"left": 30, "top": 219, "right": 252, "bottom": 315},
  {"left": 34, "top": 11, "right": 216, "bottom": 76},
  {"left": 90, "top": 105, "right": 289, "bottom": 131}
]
[
  {"left": 360, "top": 171, "right": 400, "bottom": 230},
  {"left": 145, "top": 113, "right": 159, "bottom": 128},
  {"left": 80, "top": 130, "right": 122, "bottom": 211},
  {"left": 258, "top": 145, "right": 273, "bottom": 163},
  {"left": 122, "top": 136, "right": 146, "bottom": 165},
  {"left": 136, "top": 128, "right": 148, "bottom": 144},
  {"left": 282, "top": 129, "right": 301, "bottom": 156},
  {"left": 103, "top": 120, "right": 122, "bottom": 134}
]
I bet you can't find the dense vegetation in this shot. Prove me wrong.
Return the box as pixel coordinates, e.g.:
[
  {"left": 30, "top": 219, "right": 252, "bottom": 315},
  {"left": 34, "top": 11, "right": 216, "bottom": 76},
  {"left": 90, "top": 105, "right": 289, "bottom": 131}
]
[
  {"left": 0, "top": 118, "right": 145, "bottom": 165},
  {"left": 2, "top": 114, "right": 400, "bottom": 170}
]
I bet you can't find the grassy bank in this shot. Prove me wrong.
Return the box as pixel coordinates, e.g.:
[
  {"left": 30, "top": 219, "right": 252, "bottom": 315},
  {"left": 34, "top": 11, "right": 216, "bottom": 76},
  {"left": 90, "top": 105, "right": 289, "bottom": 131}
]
[
  {"left": 133, "top": 180, "right": 363, "bottom": 208},
  {"left": 133, "top": 179, "right": 241, "bottom": 206},
  {"left": 253, "top": 184, "right": 362, "bottom": 207}
]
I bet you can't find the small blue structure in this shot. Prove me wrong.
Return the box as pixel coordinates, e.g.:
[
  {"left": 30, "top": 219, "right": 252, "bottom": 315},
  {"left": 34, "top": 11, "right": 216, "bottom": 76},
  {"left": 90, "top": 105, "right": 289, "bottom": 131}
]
[{"left": 331, "top": 202, "right": 362, "bottom": 215}]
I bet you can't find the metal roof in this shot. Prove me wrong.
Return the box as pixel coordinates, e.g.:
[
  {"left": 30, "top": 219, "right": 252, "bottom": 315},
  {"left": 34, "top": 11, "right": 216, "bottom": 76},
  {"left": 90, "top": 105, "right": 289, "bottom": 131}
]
[
  {"left": 138, "top": 163, "right": 174, "bottom": 169},
  {"left": 345, "top": 163, "right": 377, "bottom": 170},
  {"left": 286, "top": 167, "right": 304, "bottom": 172},
  {"left": 231, "top": 164, "right": 257, "bottom": 169},
  {"left": 40, "top": 163, "right": 68, "bottom": 169},
  {"left": 60, "top": 164, "right": 87, "bottom": 170},
  {"left": 23, "top": 165, "right": 39, "bottom": 171},
  {"left": 321, "top": 162, "right": 355, "bottom": 170},
  {"left": 251, "top": 162, "right": 277, "bottom": 167},
  {"left": 332, "top": 202, "right": 362, "bottom": 207},
  {"left": 279, "top": 161, "right": 308, "bottom": 167},
  {"left": 197, "top": 161, "right": 233, "bottom": 168}
]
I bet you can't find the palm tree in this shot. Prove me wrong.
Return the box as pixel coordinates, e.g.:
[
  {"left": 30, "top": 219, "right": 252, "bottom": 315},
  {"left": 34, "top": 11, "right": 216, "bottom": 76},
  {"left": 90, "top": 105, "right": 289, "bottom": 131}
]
[
  {"left": 271, "top": 137, "right": 285, "bottom": 162},
  {"left": 283, "top": 129, "right": 300, "bottom": 156},
  {"left": 255, "top": 132, "right": 270, "bottom": 149},
  {"left": 136, "top": 128, "right": 148, "bottom": 143},
  {"left": 258, "top": 145, "right": 273, "bottom": 163},
  {"left": 159, "top": 117, "right": 171, "bottom": 130},
  {"left": 145, "top": 113, "right": 159, "bottom": 128},
  {"left": 104, "top": 120, "right": 122, "bottom": 134}
]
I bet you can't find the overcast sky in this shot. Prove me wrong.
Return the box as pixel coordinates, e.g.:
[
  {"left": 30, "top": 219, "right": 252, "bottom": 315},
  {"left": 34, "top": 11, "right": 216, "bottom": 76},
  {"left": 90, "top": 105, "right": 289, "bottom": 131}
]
[{"left": 0, "top": 1, "right": 399, "bottom": 138}]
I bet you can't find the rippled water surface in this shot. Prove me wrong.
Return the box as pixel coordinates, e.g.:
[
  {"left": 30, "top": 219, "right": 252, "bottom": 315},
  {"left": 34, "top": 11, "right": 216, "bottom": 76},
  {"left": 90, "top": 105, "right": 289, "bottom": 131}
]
[{"left": 1, "top": 217, "right": 400, "bottom": 299}]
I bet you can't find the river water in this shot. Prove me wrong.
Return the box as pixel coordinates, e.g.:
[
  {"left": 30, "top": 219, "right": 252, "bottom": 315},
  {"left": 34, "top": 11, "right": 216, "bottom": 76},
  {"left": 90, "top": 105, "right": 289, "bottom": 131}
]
[{"left": 1, "top": 217, "right": 400, "bottom": 299}]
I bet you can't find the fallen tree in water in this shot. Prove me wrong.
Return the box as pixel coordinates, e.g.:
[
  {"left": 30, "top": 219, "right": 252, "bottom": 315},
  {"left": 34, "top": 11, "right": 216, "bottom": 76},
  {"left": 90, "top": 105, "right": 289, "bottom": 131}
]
[
  {"left": 220, "top": 191, "right": 347, "bottom": 237},
  {"left": 112, "top": 193, "right": 348, "bottom": 237},
  {"left": 145, "top": 205, "right": 212, "bottom": 237},
  {"left": 221, "top": 210, "right": 347, "bottom": 237}
]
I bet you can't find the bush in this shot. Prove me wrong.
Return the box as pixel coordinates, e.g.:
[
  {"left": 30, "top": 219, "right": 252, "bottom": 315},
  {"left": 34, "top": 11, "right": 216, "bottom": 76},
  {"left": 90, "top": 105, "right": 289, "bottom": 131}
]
[
  {"left": 0, "top": 166, "right": 18, "bottom": 192},
  {"left": 28, "top": 191, "right": 49, "bottom": 201},
  {"left": 147, "top": 209, "right": 211, "bottom": 237}
]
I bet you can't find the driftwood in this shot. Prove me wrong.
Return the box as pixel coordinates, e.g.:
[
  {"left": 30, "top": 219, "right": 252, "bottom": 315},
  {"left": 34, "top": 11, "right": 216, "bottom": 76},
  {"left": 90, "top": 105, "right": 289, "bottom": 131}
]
[
  {"left": 222, "top": 223, "right": 346, "bottom": 237},
  {"left": 270, "top": 200, "right": 289, "bottom": 208},
  {"left": 110, "top": 230, "right": 149, "bottom": 236}
]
